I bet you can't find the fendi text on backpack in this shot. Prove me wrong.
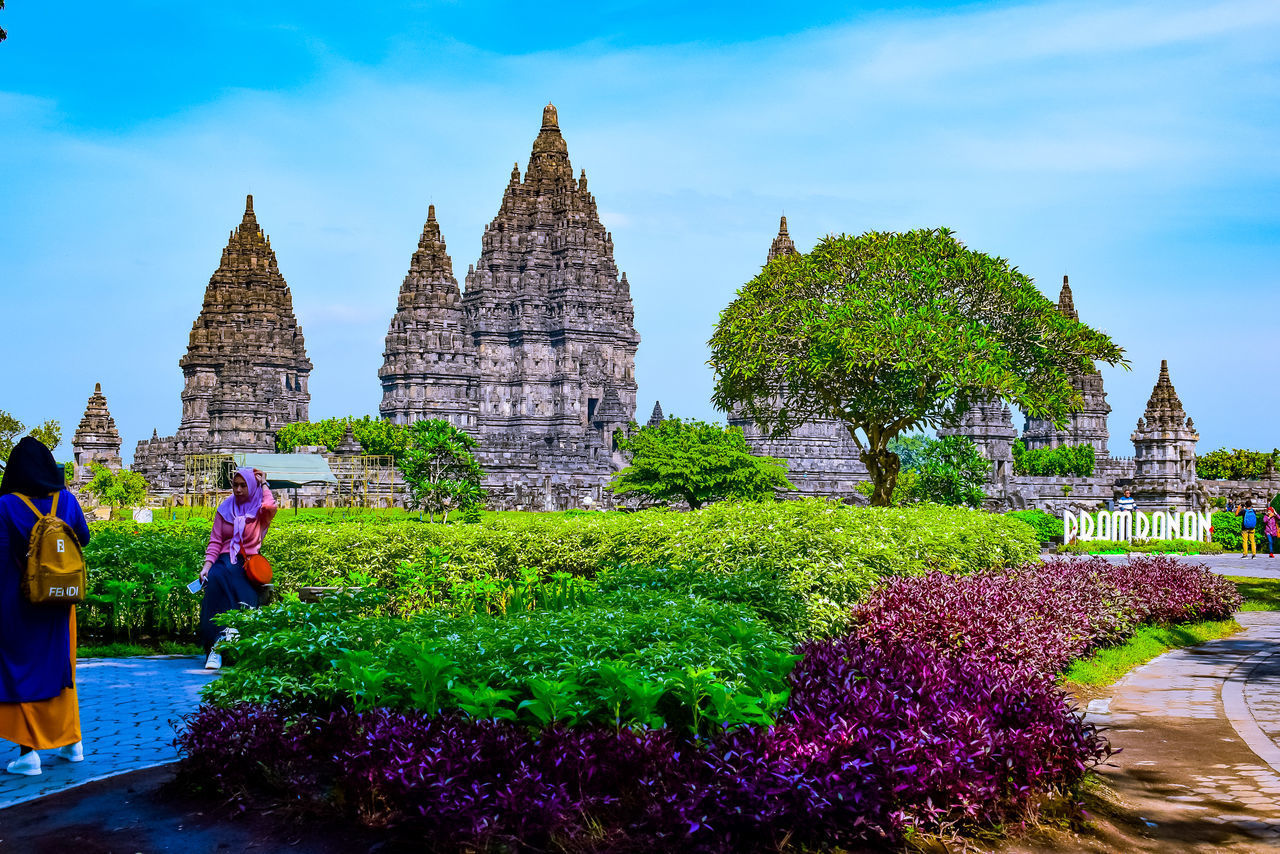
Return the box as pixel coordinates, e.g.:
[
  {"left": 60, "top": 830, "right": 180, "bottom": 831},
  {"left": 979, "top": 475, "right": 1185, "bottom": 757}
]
[{"left": 15, "top": 492, "right": 87, "bottom": 605}]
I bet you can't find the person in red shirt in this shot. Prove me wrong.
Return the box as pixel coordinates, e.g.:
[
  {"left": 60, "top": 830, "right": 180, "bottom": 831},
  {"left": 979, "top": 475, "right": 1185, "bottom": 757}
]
[{"left": 198, "top": 467, "right": 276, "bottom": 670}]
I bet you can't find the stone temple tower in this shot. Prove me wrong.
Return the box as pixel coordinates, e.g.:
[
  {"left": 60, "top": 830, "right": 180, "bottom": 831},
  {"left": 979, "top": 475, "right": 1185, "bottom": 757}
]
[
  {"left": 176, "top": 195, "right": 312, "bottom": 446},
  {"left": 1130, "top": 360, "right": 1200, "bottom": 510},
  {"left": 133, "top": 196, "right": 312, "bottom": 487},
  {"left": 1022, "top": 276, "right": 1112, "bottom": 457},
  {"left": 379, "top": 204, "right": 479, "bottom": 428},
  {"left": 462, "top": 104, "right": 640, "bottom": 505},
  {"left": 71, "top": 383, "right": 122, "bottom": 483}
]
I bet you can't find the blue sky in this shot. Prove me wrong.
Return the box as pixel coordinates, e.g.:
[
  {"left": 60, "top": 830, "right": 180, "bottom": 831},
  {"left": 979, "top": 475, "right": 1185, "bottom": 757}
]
[{"left": 1, "top": 0, "right": 1277, "bottom": 463}]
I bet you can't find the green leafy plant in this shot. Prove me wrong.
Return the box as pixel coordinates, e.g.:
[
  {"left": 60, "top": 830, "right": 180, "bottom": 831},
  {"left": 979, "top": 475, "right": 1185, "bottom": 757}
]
[
  {"left": 1196, "top": 447, "right": 1279, "bottom": 481},
  {"left": 609, "top": 417, "right": 793, "bottom": 509},
  {"left": 397, "top": 419, "right": 484, "bottom": 523},
  {"left": 1012, "top": 440, "right": 1096, "bottom": 477},
  {"left": 84, "top": 463, "right": 148, "bottom": 508},
  {"left": 275, "top": 416, "right": 410, "bottom": 460}
]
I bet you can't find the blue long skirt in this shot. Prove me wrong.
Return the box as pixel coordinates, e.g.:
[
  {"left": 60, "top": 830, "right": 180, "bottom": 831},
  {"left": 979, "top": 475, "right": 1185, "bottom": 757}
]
[{"left": 198, "top": 553, "right": 260, "bottom": 653}]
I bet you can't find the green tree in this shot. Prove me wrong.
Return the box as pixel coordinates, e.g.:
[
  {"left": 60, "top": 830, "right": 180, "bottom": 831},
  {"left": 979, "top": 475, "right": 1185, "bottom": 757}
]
[
  {"left": 0, "top": 410, "right": 62, "bottom": 471},
  {"left": 275, "top": 416, "right": 410, "bottom": 461},
  {"left": 608, "top": 417, "right": 793, "bottom": 510},
  {"left": 397, "top": 420, "right": 484, "bottom": 523},
  {"left": 84, "top": 463, "right": 149, "bottom": 508},
  {"left": 912, "top": 435, "right": 991, "bottom": 508},
  {"left": 1011, "top": 440, "right": 1096, "bottom": 477},
  {"left": 709, "top": 228, "right": 1125, "bottom": 505},
  {"left": 1196, "top": 448, "right": 1278, "bottom": 481}
]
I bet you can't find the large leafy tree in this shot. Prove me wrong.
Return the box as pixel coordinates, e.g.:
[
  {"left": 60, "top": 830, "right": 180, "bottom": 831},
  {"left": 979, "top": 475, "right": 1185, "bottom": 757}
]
[
  {"left": 609, "top": 417, "right": 793, "bottom": 510},
  {"left": 710, "top": 228, "right": 1125, "bottom": 505},
  {"left": 0, "top": 410, "right": 62, "bottom": 471},
  {"left": 397, "top": 420, "right": 484, "bottom": 523}
]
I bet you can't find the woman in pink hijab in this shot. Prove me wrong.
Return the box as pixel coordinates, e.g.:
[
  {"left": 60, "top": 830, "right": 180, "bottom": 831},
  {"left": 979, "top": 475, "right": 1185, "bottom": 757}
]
[{"left": 197, "top": 467, "right": 276, "bottom": 670}]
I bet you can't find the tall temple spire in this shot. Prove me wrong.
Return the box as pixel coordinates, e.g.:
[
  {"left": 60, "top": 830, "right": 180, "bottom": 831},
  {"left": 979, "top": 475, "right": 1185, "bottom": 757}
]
[
  {"left": 766, "top": 215, "right": 798, "bottom": 264},
  {"left": 379, "top": 205, "right": 478, "bottom": 427},
  {"left": 646, "top": 400, "right": 664, "bottom": 427},
  {"left": 526, "top": 102, "right": 573, "bottom": 184},
  {"left": 1138, "top": 359, "right": 1190, "bottom": 431},
  {"left": 174, "top": 195, "right": 311, "bottom": 446},
  {"left": 1057, "top": 275, "right": 1079, "bottom": 321}
]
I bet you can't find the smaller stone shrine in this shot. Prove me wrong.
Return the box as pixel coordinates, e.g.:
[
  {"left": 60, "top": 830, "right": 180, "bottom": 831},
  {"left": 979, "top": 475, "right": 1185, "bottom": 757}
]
[
  {"left": 1129, "top": 360, "right": 1200, "bottom": 511},
  {"left": 71, "top": 383, "right": 122, "bottom": 483}
]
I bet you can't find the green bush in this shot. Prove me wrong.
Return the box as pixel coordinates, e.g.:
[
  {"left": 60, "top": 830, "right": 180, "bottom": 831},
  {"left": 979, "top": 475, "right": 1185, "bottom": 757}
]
[
  {"left": 1011, "top": 440, "right": 1096, "bottom": 477},
  {"left": 1211, "top": 511, "right": 1242, "bottom": 550},
  {"left": 1056, "top": 538, "right": 1224, "bottom": 555},
  {"left": 1006, "top": 508, "right": 1064, "bottom": 542},
  {"left": 205, "top": 580, "right": 798, "bottom": 735},
  {"left": 88, "top": 500, "right": 1038, "bottom": 639},
  {"left": 1197, "top": 448, "right": 1278, "bottom": 481}
]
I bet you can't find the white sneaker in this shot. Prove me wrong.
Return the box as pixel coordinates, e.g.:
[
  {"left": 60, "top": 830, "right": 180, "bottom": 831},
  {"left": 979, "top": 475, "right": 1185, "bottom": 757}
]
[
  {"left": 57, "top": 741, "right": 84, "bottom": 763},
  {"left": 6, "top": 751, "right": 41, "bottom": 776},
  {"left": 204, "top": 650, "right": 222, "bottom": 670}
]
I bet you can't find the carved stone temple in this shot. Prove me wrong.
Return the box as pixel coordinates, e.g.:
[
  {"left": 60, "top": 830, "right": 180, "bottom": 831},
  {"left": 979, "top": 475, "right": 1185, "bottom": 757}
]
[
  {"left": 1130, "top": 360, "right": 1200, "bottom": 510},
  {"left": 134, "top": 196, "right": 312, "bottom": 491},
  {"left": 71, "top": 383, "right": 122, "bottom": 483},
  {"left": 379, "top": 105, "right": 640, "bottom": 509}
]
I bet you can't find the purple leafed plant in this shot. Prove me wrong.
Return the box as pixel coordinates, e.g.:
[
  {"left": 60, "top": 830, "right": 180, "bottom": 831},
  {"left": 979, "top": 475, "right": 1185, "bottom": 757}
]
[{"left": 177, "top": 553, "right": 1238, "bottom": 850}]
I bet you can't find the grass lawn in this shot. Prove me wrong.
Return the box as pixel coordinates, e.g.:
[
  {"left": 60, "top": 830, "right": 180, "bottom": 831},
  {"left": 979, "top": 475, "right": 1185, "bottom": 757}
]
[
  {"left": 1228, "top": 575, "right": 1280, "bottom": 611},
  {"left": 78, "top": 641, "right": 202, "bottom": 658},
  {"left": 1063, "top": 619, "right": 1241, "bottom": 688}
]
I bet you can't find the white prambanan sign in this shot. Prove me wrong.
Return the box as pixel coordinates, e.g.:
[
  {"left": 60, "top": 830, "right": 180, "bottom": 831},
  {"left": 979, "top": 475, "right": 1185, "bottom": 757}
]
[{"left": 1063, "top": 509, "right": 1214, "bottom": 542}]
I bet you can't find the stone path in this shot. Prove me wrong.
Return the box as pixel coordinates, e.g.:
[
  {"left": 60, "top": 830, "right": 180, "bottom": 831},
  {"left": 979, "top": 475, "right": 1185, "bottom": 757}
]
[
  {"left": 1072, "top": 553, "right": 1280, "bottom": 579},
  {"left": 1087, "top": 611, "right": 1280, "bottom": 849},
  {"left": 0, "top": 657, "right": 216, "bottom": 810}
]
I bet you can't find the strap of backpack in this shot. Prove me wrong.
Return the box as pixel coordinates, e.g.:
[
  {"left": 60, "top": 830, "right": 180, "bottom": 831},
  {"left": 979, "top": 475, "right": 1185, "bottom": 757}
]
[
  {"left": 50, "top": 491, "right": 60, "bottom": 516},
  {"left": 14, "top": 494, "right": 44, "bottom": 519}
]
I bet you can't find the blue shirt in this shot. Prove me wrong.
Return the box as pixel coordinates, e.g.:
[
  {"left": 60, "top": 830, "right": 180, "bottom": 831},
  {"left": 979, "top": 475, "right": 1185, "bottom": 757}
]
[
  {"left": 1117, "top": 496, "right": 1136, "bottom": 512},
  {"left": 0, "top": 489, "right": 90, "bottom": 703}
]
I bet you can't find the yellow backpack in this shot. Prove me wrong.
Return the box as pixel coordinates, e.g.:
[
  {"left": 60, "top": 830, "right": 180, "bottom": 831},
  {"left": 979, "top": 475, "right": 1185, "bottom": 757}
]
[{"left": 14, "top": 492, "right": 87, "bottom": 605}]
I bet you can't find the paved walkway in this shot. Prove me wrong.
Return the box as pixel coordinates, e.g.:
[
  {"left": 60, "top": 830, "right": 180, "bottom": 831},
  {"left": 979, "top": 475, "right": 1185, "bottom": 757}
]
[
  {"left": 1087, "top": 611, "right": 1280, "bottom": 849},
  {"left": 1078, "top": 553, "right": 1280, "bottom": 579},
  {"left": 0, "top": 657, "right": 216, "bottom": 810}
]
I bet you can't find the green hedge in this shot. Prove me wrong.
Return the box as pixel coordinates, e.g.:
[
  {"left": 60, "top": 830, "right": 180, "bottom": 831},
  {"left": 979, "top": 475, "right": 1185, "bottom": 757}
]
[
  {"left": 86, "top": 500, "right": 1038, "bottom": 639},
  {"left": 1006, "top": 508, "right": 1064, "bottom": 542},
  {"left": 1056, "top": 538, "right": 1225, "bottom": 555}
]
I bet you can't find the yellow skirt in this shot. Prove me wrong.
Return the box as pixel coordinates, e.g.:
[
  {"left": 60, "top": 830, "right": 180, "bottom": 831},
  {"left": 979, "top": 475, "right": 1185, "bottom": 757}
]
[{"left": 0, "top": 608, "right": 81, "bottom": 750}]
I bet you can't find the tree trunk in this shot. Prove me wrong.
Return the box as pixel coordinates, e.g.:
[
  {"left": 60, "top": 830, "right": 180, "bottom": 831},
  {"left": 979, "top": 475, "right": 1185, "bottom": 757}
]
[{"left": 860, "top": 443, "right": 900, "bottom": 507}]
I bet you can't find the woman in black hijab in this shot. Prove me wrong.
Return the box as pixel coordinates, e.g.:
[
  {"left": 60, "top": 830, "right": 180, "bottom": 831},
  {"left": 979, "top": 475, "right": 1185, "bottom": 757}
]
[{"left": 0, "top": 437, "right": 91, "bottom": 776}]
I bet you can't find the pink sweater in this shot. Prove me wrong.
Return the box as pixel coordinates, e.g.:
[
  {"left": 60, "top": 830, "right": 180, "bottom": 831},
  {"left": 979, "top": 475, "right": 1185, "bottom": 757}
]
[{"left": 204, "top": 486, "right": 278, "bottom": 565}]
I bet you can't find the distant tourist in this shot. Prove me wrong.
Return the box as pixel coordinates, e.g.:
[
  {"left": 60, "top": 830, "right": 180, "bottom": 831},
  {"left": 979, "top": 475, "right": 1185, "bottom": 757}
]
[
  {"left": 1237, "top": 501, "right": 1258, "bottom": 559},
  {"left": 198, "top": 467, "right": 276, "bottom": 670},
  {"left": 1265, "top": 506, "right": 1279, "bottom": 558},
  {"left": 1117, "top": 488, "right": 1136, "bottom": 513},
  {"left": 0, "top": 438, "right": 89, "bottom": 776}
]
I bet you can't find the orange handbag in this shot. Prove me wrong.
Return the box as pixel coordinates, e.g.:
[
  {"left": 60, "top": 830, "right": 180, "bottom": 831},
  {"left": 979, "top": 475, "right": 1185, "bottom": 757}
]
[{"left": 244, "top": 553, "right": 273, "bottom": 586}]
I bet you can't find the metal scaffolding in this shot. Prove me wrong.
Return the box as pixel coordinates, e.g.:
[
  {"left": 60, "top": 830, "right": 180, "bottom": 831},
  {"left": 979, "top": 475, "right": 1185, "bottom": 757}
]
[
  {"left": 327, "top": 455, "right": 396, "bottom": 508},
  {"left": 183, "top": 454, "right": 236, "bottom": 507}
]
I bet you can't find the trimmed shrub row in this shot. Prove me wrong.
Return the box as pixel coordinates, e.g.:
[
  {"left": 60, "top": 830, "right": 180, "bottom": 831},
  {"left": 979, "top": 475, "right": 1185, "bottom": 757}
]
[{"left": 87, "top": 500, "right": 1038, "bottom": 638}]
